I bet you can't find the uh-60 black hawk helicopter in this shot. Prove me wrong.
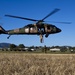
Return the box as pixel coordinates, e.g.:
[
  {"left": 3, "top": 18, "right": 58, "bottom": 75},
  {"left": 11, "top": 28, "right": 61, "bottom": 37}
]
[{"left": 0, "top": 8, "right": 71, "bottom": 43}]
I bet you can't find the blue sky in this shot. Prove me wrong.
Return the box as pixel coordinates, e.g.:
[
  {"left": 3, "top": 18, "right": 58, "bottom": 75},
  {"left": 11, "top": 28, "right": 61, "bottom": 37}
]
[{"left": 0, "top": 0, "right": 75, "bottom": 46}]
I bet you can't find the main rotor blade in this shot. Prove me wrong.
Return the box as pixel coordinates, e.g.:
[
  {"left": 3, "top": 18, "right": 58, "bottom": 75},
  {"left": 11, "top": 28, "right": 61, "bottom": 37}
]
[
  {"left": 48, "top": 21, "right": 71, "bottom": 24},
  {"left": 5, "top": 15, "right": 38, "bottom": 21},
  {"left": 42, "top": 8, "right": 60, "bottom": 21}
]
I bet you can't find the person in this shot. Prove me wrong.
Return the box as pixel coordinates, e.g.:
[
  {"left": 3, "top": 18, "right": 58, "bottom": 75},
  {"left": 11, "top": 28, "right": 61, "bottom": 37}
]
[{"left": 40, "top": 34, "right": 44, "bottom": 43}]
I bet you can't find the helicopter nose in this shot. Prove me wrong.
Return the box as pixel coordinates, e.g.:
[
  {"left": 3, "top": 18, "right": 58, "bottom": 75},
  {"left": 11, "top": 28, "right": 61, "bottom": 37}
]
[{"left": 57, "top": 28, "right": 61, "bottom": 33}]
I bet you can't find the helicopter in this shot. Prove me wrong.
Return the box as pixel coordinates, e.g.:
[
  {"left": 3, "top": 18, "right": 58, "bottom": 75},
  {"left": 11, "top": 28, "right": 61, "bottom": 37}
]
[{"left": 0, "top": 8, "right": 71, "bottom": 43}]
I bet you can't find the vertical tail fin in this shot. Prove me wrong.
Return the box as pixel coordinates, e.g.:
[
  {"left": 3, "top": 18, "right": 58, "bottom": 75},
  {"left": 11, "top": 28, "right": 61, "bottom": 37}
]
[{"left": 0, "top": 26, "right": 6, "bottom": 34}]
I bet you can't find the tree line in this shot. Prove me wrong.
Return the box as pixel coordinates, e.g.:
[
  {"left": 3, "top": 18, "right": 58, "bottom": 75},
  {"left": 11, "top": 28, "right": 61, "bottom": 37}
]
[{"left": 0, "top": 43, "right": 75, "bottom": 53}]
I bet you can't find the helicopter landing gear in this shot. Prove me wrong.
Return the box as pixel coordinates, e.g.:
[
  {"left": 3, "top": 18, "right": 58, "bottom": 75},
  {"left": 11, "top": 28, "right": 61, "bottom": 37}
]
[
  {"left": 40, "top": 34, "right": 44, "bottom": 43},
  {"left": 45, "top": 33, "right": 49, "bottom": 38},
  {"left": 7, "top": 35, "right": 11, "bottom": 39}
]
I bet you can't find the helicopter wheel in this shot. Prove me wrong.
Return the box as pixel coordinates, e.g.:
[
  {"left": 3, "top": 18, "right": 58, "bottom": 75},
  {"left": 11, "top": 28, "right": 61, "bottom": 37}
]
[{"left": 45, "top": 33, "right": 49, "bottom": 38}]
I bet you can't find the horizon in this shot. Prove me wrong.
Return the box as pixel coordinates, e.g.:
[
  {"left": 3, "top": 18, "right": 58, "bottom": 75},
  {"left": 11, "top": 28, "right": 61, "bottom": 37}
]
[{"left": 0, "top": 42, "right": 75, "bottom": 47}]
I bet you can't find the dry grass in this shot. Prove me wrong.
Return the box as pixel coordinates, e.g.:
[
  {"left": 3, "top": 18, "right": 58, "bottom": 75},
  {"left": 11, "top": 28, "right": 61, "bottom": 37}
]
[{"left": 0, "top": 53, "right": 75, "bottom": 75}]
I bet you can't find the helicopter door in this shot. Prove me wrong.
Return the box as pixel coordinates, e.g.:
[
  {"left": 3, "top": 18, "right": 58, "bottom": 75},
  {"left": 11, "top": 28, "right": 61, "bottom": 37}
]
[
  {"left": 45, "top": 26, "right": 51, "bottom": 33},
  {"left": 47, "top": 26, "right": 51, "bottom": 32}
]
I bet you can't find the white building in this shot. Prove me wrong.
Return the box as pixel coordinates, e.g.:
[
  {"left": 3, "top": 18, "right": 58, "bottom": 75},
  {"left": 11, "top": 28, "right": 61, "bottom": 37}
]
[{"left": 50, "top": 48, "right": 60, "bottom": 52}]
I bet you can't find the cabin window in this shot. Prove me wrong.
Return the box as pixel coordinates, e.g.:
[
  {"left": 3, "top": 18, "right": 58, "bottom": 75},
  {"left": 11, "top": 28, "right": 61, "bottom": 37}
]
[
  {"left": 25, "top": 28, "right": 29, "bottom": 33},
  {"left": 30, "top": 28, "right": 33, "bottom": 31}
]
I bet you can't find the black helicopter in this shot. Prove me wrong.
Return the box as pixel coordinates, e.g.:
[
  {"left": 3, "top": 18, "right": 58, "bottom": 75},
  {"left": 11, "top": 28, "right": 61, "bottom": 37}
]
[{"left": 0, "top": 8, "right": 71, "bottom": 43}]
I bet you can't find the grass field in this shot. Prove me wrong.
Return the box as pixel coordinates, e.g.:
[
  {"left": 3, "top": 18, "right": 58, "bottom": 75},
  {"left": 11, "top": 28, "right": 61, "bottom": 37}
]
[{"left": 0, "top": 53, "right": 75, "bottom": 75}]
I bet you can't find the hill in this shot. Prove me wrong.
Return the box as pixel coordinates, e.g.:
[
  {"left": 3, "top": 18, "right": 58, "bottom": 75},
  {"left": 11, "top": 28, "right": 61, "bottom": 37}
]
[{"left": 0, "top": 43, "right": 10, "bottom": 48}]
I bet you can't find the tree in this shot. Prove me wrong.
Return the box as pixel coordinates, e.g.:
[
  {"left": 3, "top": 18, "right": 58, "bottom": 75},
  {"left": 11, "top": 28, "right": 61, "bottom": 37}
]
[
  {"left": 18, "top": 44, "right": 25, "bottom": 48},
  {"left": 10, "top": 44, "right": 17, "bottom": 49},
  {"left": 10, "top": 44, "right": 17, "bottom": 51}
]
